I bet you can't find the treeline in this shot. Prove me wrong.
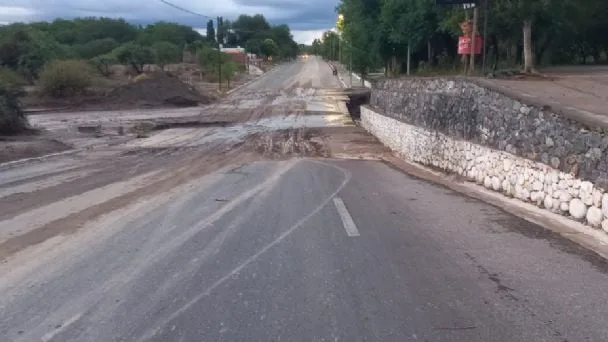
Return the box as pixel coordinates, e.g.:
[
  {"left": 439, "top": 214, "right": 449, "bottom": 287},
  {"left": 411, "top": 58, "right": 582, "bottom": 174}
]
[
  {"left": 312, "top": 0, "right": 608, "bottom": 77},
  {"left": 0, "top": 15, "right": 299, "bottom": 134},
  {"left": 0, "top": 18, "right": 203, "bottom": 81},
  {"left": 0, "top": 14, "right": 299, "bottom": 82},
  {"left": 211, "top": 14, "right": 299, "bottom": 61}
]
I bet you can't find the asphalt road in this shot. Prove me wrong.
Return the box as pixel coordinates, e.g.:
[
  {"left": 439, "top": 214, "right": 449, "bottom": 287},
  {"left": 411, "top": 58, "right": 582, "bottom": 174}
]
[{"left": 2, "top": 57, "right": 608, "bottom": 342}]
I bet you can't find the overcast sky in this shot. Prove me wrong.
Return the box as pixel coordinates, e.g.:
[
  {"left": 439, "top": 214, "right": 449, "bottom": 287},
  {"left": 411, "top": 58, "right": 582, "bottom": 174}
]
[{"left": 0, "top": 0, "right": 339, "bottom": 44}]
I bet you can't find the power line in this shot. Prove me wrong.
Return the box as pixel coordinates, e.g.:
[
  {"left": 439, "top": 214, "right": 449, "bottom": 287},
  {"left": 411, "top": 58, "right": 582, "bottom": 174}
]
[
  {"left": 159, "top": 0, "right": 274, "bottom": 34},
  {"left": 159, "top": 0, "right": 211, "bottom": 18}
]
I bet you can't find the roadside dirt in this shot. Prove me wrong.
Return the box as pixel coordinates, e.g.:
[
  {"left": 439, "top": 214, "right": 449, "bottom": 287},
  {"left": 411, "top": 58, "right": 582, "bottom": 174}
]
[{"left": 0, "top": 135, "right": 70, "bottom": 163}]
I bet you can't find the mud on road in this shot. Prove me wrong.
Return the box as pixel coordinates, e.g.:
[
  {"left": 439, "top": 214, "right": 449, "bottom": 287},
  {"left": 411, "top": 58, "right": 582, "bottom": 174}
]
[{"left": 0, "top": 74, "right": 386, "bottom": 262}]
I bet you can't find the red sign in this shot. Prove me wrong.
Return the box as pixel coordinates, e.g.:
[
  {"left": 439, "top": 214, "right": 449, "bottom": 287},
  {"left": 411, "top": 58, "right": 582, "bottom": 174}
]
[{"left": 458, "top": 36, "right": 483, "bottom": 55}]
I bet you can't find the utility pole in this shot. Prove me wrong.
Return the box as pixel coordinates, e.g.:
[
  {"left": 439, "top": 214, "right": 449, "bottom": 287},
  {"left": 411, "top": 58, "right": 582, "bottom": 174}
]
[
  {"left": 482, "top": 0, "right": 489, "bottom": 74},
  {"left": 217, "top": 16, "right": 222, "bottom": 91},
  {"left": 470, "top": 5, "right": 478, "bottom": 73},
  {"left": 463, "top": 8, "right": 470, "bottom": 75}
]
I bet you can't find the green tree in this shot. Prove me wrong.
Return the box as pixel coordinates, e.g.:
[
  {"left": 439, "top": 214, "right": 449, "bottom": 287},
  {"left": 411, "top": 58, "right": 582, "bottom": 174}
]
[
  {"left": 261, "top": 39, "right": 280, "bottom": 58},
  {"left": 137, "top": 21, "right": 203, "bottom": 47},
  {"left": 338, "top": 0, "right": 383, "bottom": 79},
  {"left": 74, "top": 38, "right": 119, "bottom": 59},
  {"left": 114, "top": 43, "right": 154, "bottom": 74},
  {"left": 152, "top": 41, "right": 181, "bottom": 70},
  {"left": 231, "top": 14, "right": 271, "bottom": 46},
  {"left": 89, "top": 53, "right": 117, "bottom": 77},
  {"left": 206, "top": 20, "right": 216, "bottom": 44}
]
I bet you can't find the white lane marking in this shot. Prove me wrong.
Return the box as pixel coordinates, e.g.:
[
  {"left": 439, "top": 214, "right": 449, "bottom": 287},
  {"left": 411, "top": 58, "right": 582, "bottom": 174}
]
[
  {"left": 138, "top": 160, "right": 352, "bottom": 342},
  {"left": 41, "top": 313, "right": 82, "bottom": 342},
  {"left": 332, "top": 197, "right": 360, "bottom": 237}
]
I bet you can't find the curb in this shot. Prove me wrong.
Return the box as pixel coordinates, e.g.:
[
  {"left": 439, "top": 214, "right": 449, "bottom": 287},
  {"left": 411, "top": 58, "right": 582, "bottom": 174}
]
[{"left": 383, "top": 155, "right": 608, "bottom": 261}]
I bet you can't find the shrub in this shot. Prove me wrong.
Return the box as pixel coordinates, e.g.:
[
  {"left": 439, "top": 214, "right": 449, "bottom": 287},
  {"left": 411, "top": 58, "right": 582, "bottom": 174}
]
[
  {"left": 0, "top": 79, "right": 26, "bottom": 134},
  {"left": 152, "top": 41, "right": 181, "bottom": 70},
  {"left": 39, "top": 60, "right": 92, "bottom": 97},
  {"left": 74, "top": 38, "right": 119, "bottom": 59},
  {"left": 90, "top": 53, "right": 117, "bottom": 77},
  {"left": 0, "top": 67, "right": 26, "bottom": 88},
  {"left": 113, "top": 43, "right": 154, "bottom": 74}
]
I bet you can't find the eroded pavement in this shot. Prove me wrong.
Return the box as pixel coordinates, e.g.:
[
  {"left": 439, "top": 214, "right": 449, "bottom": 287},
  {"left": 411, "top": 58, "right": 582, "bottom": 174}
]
[
  {"left": 0, "top": 57, "right": 387, "bottom": 261},
  {"left": 4, "top": 57, "right": 608, "bottom": 342}
]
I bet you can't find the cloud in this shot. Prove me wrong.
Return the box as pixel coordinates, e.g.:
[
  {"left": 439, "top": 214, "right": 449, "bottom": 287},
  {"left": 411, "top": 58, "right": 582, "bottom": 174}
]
[
  {"left": 0, "top": 0, "right": 339, "bottom": 36},
  {"left": 291, "top": 29, "right": 327, "bottom": 45}
]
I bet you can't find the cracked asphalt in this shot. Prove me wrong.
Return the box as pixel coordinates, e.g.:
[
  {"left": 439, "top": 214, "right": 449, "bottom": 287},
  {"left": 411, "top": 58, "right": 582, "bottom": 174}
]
[{"left": 1, "top": 57, "right": 608, "bottom": 342}]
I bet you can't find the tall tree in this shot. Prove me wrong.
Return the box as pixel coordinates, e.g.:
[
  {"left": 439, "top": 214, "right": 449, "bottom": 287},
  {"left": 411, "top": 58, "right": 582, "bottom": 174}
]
[{"left": 206, "top": 20, "right": 216, "bottom": 44}]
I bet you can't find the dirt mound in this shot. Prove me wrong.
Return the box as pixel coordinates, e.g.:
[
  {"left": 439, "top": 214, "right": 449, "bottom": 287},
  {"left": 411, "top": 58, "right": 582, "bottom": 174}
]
[{"left": 106, "top": 73, "right": 212, "bottom": 108}]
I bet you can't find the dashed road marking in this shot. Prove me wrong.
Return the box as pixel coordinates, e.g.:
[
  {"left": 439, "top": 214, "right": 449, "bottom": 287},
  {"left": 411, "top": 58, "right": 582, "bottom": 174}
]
[{"left": 333, "top": 197, "right": 360, "bottom": 237}]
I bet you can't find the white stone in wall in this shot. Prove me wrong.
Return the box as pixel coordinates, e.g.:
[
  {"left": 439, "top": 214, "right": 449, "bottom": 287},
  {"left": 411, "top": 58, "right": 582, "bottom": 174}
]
[
  {"left": 476, "top": 172, "right": 484, "bottom": 184},
  {"left": 559, "top": 191, "right": 572, "bottom": 204},
  {"left": 603, "top": 220, "right": 608, "bottom": 233},
  {"left": 592, "top": 189, "right": 603, "bottom": 208},
  {"left": 581, "top": 191, "right": 594, "bottom": 207},
  {"left": 491, "top": 177, "right": 501, "bottom": 191},
  {"left": 521, "top": 189, "right": 531, "bottom": 201},
  {"left": 503, "top": 159, "right": 513, "bottom": 172},
  {"left": 569, "top": 198, "right": 587, "bottom": 219},
  {"left": 484, "top": 176, "right": 492, "bottom": 189},
  {"left": 560, "top": 202, "right": 570, "bottom": 212},
  {"left": 603, "top": 194, "right": 608, "bottom": 218},
  {"left": 544, "top": 195, "right": 553, "bottom": 210},
  {"left": 531, "top": 191, "right": 545, "bottom": 206},
  {"left": 581, "top": 181, "right": 593, "bottom": 193},
  {"left": 532, "top": 181, "right": 543, "bottom": 191},
  {"left": 502, "top": 179, "right": 511, "bottom": 195},
  {"left": 568, "top": 187, "right": 580, "bottom": 198},
  {"left": 586, "top": 207, "right": 603, "bottom": 227},
  {"left": 552, "top": 198, "right": 561, "bottom": 211}
]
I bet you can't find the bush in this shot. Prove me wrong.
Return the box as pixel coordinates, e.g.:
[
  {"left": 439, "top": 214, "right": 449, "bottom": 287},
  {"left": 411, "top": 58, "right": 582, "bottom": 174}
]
[
  {"left": 0, "top": 67, "right": 26, "bottom": 88},
  {"left": 0, "top": 80, "right": 26, "bottom": 134},
  {"left": 90, "top": 53, "right": 117, "bottom": 77},
  {"left": 74, "top": 38, "right": 119, "bottom": 59},
  {"left": 39, "top": 60, "right": 92, "bottom": 97},
  {"left": 152, "top": 41, "right": 181, "bottom": 70},
  {"left": 113, "top": 43, "right": 154, "bottom": 74}
]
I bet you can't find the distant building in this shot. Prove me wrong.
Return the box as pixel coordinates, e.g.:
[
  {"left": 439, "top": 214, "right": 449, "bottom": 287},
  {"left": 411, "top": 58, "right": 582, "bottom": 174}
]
[{"left": 220, "top": 47, "right": 248, "bottom": 65}]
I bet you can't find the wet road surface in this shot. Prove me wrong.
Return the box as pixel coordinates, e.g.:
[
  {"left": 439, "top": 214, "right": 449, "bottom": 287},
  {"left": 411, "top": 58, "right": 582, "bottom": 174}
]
[{"left": 2, "top": 57, "right": 608, "bottom": 341}]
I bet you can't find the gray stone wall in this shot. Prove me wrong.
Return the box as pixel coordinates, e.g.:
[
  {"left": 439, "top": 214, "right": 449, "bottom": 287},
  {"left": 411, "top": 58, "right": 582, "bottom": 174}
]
[
  {"left": 361, "top": 106, "right": 608, "bottom": 232},
  {"left": 370, "top": 78, "right": 608, "bottom": 189}
]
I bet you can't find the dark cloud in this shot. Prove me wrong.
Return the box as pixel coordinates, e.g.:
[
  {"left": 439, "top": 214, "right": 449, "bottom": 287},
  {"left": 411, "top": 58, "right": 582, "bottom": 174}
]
[{"left": 0, "top": 0, "right": 338, "bottom": 42}]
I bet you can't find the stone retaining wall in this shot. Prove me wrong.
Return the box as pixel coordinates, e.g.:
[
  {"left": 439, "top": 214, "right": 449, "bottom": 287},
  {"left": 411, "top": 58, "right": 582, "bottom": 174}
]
[
  {"left": 370, "top": 78, "right": 608, "bottom": 188},
  {"left": 362, "top": 105, "right": 608, "bottom": 232}
]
